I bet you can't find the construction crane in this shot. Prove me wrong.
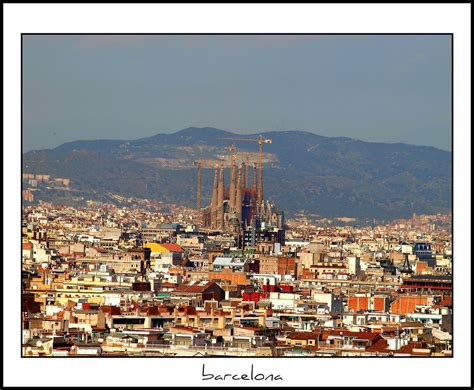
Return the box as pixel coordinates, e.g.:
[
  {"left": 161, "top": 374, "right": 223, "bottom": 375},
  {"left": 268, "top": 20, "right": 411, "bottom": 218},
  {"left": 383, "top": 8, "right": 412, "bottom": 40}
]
[
  {"left": 223, "top": 144, "right": 238, "bottom": 169},
  {"left": 218, "top": 135, "right": 272, "bottom": 204},
  {"left": 193, "top": 160, "right": 202, "bottom": 210},
  {"left": 223, "top": 144, "right": 238, "bottom": 213},
  {"left": 224, "top": 144, "right": 237, "bottom": 156},
  {"left": 245, "top": 155, "right": 250, "bottom": 189},
  {"left": 226, "top": 143, "right": 248, "bottom": 190}
]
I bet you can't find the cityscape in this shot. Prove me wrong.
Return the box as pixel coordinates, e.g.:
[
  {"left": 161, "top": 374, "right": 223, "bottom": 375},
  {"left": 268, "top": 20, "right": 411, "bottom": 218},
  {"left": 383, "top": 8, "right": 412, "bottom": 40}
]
[
  {"left": 4, "top": 0, "right": 473, "bottom": 386},
  {"left": 21, "top": 145, "right": 453, "bottom": 357},
  {"left": 21, "top": 34, "right": 453, "bottom": 358}
]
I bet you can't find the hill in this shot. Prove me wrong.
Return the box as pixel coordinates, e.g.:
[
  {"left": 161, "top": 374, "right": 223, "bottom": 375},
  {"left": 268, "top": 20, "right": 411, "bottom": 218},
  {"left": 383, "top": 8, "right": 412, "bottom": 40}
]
[{"left": 23, "top": 127, "right": 452, "bottom": 220}]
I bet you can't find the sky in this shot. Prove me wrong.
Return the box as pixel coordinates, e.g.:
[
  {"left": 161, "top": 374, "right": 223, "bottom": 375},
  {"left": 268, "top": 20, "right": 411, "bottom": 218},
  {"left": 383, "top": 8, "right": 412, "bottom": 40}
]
[{"left": 22, "top": 34, "right": 452, "bottom": 152}]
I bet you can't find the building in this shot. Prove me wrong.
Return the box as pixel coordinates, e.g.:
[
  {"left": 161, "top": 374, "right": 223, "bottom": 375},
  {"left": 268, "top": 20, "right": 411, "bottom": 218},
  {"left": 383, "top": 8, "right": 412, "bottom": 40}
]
[
  {"left": 144, "top": 243, "right": 184, "bottom": 271},
  {"left": 171, "top": 281, "right": 225, "bottom": 304}
]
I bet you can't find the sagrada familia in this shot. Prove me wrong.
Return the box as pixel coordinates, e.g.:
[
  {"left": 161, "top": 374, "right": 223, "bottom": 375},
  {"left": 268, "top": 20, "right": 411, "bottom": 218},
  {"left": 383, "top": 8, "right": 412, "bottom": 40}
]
[{"left": 202, "top": 159, "right": 284, "bottom": 233}]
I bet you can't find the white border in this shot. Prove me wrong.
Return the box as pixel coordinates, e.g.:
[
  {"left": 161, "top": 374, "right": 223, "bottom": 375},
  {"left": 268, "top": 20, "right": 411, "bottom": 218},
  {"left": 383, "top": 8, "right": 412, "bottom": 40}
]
[{"left": 4, "top": 4, "right": 471, "bottom": 387}]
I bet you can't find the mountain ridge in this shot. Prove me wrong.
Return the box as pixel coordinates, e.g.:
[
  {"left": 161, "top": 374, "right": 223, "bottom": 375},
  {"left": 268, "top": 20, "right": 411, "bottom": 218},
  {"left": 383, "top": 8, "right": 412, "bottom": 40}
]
[
  {"left": 23, "top": 127, "right": 452, "bottom": 220},
  {"left": 47, "top": 127, "right": 450, "bottom": 154}
]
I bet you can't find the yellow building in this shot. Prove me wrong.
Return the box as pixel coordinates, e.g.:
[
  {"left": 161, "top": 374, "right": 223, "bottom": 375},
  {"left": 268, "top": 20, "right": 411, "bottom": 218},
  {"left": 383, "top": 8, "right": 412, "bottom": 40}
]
[
  {"left": 143, "top": 243, "right": 184, "bottom": 254},
  {"left": 286, "top": 331, "right": 320, "bottom": 348},
  {"left": 143, "top": 243, "right": 184, "bottom": 270}
]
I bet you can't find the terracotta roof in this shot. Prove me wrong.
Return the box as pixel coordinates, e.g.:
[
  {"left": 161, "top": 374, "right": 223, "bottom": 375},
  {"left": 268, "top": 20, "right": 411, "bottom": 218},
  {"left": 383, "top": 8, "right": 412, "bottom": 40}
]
[
  {"left": 238, "top": 326, "right": 262, "bottom": 332},
  {"left": 381, "top": 327, "right": 399, "bottom": 333},
  {"left": 397, "top": 341, "right": 425, "bottom": 354},
  {"left": 92, "top": 247, "right": 109, "bottom": 253},
  {"left": 288, "top": 331, "right": 320, "bottom": 340},
  {"left": 144, "top": 242, "right": 184, "bottom": 253},
  {"left": 327, "top": 330, "right": 379, "bottom": 341},
  {"left": 366, "top": 337, "right": 389, "bottom": 352},
  {"left": 173, "top": 282, "right": 215, "bottom": 294},
  {"left": 23, "top": 242, "right": 33, "bottom": 250},
  {"left": 159, "top": 243, "right": 184, "bottom": 253},
  {"left": 169, "top": 325, "right": 201, "bottom": 334},
  {"left": 101, "top": 306, "right": 121, "bottom": 315},
  {"left": 436, "top": 296, "right": 453, "bottom": 308},
  {"left": 400, "top": 321, "right": 424, "bottom": 328}
]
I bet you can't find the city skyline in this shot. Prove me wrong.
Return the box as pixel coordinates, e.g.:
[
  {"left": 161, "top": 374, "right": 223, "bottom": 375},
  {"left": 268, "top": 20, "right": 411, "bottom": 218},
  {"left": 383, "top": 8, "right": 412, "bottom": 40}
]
[
  {"left": 7, "top": 2, "right": 470, "bottom": 386},
  {"left": 23, "top": 34, "right": 452, "bottom": 152}
]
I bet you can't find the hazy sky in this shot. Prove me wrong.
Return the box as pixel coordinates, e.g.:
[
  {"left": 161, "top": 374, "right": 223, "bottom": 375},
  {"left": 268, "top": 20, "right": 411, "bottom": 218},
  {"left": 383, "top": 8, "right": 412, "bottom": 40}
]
[{"left": 23, "top": 34, "right": 452, "bottom": 152}]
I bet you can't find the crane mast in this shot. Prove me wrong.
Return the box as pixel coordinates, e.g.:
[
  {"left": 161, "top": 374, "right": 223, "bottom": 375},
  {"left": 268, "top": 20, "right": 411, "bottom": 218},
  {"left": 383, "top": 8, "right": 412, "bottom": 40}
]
[
  {"left": 217, "top": 135, "right": 272, "bottom": 206},
  {"left": 193, "top": 160, "right": 202, "bottom": 210}
]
